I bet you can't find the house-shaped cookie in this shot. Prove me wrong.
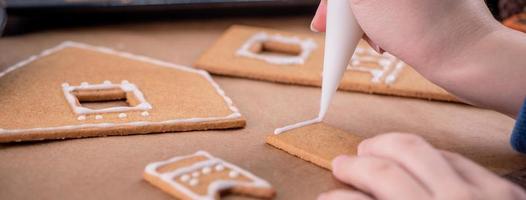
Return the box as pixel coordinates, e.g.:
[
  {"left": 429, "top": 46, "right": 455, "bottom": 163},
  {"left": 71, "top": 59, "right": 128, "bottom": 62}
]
[{"left": 0, "top": 42, "right": 245, "bottom": 142}]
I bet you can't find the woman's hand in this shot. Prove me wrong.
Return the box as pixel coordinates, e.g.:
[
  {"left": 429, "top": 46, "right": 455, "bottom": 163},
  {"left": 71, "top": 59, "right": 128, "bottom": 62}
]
[
  {"left": 311, "top": 0, "right": 526, "bottom": 117},
  {"left": 310, "top": 0, "right": 498, "bottom": 74},
  {"left": 319, "top": 133, "right": 526, "bottom": 200}
]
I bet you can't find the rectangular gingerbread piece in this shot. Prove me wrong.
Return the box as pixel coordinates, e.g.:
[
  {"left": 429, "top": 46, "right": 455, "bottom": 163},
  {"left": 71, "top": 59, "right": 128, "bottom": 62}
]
[
  {"left": 0, "top": 41, "right": 245, "bottom": 142},
  {"left": 267, "top": 122, "right": 526, "bottom": 174},
  {"left": 194, "top": 25, "right": 457, "bottom": 102},
  {"left": 266, "top": 123, "right": 363, "bottom": 170},
  {"left": 144, "top": 151, "right": 275, "bottom": 200}
]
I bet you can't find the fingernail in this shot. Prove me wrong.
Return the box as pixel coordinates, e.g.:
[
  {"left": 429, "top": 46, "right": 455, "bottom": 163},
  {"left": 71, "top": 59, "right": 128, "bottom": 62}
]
[
  {"left": 332, "top": 155, "right": 351, "bottom": 169},
  {"left": 310, "top": 0, "right": 326, "bottom": 33}
]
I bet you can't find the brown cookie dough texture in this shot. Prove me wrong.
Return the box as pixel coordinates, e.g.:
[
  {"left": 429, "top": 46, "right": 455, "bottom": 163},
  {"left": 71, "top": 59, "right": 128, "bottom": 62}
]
[
  {"left": 0, "top": 41, "right": 245, "bottom": 142},
  {"left": 194, "top": 25, "right": 458, "bottom": 102},
  {"left": 143, "top": 151, "right": 275, "bottom": 200},
  {"left": 266, "top": 123, "right": 363, "bottom": 170}
]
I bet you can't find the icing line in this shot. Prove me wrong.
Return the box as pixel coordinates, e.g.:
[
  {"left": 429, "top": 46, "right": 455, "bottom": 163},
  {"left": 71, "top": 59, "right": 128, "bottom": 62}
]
[
  {"left": 0, "top": 41, "right": 242, "bottom": 135},
  {"left": 62, "top": 81, "right": 152, "bottom": 115},
  {"left": 236, "top": 32, "right": 317, "bottom": 65},
  {"left": 346, "top": 47, "right": 406, "bottom": 85},
  {"left": 273, "top": 117, "right": 321, "bottom": 135}
]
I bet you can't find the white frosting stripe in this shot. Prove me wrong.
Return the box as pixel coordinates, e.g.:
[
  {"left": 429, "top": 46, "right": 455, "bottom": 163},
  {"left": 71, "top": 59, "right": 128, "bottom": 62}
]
[
  {"left": 347, "top": 47, "right": 406, "bottom": 85},
  {"left": 236, "top": 32, "right": 317, "bottom": 65},
  {"left": 273, "top": 117, "right": 321, "bottom": 135},
  {"left": 62, "top": 80, "right": 152, "bottom": 116}
]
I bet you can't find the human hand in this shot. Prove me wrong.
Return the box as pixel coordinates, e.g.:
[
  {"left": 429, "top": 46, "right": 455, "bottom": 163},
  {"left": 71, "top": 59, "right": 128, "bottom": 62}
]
[
  {"left": 318, "top": 133, "right": 526, "bottom": 200},
  {"left": 310, "top": 0, "right": 498, "bottom": 75},
  {"left": 311, "top": 0, "right": 526, "bottom": 117}
]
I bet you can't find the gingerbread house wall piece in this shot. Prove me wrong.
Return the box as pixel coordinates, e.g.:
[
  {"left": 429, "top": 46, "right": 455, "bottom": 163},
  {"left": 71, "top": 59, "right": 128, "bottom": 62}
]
[
  {"left": 143, "top": 151, "right": 275, "bottom": 200},
  {"left": 0, "top": 41, "right": 245, "bottom": 142}
]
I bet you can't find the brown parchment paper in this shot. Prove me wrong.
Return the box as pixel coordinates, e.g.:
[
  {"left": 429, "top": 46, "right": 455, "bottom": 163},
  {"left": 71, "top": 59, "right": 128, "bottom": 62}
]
[{"left": 0, "top": 16, "right": 524, "bottom": 200}]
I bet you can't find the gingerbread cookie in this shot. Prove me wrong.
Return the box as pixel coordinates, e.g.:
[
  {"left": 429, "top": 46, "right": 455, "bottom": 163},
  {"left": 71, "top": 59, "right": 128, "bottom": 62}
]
[
  {"left": 266, "top": 122, "right": 363, "bottom": 170},
  {"left": 143, "top": 151, "right": 275, "bottom": 200},
  {"left": 0, "top": 41, "right": 245, "bottom": 142},
  {"left": 194, "top": 25, "right": 457, "bottom": 102}
]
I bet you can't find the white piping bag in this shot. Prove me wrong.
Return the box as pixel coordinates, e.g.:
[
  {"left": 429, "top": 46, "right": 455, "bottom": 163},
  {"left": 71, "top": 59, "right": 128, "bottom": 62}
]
[
  {"left": 318, "top": 0, "right": 364, "bottom": 119},
  {"left": 273, "top": 0, "right": 364, "bottom": 135}
]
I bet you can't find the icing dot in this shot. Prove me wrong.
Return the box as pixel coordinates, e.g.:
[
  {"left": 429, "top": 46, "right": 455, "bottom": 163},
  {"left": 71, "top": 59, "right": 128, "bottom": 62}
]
[
  {"left": 192, "top": 172, "right": 200, "bottom": 177},
  {"left": 202, "top": 167, "right": 211, "bottom": 175},
  {"left": 103, "top": 80, "right": 112, "bottom": 85},
  {"left": 180, "top": 174, "right": 190, "bottom": 182},
  {"left": 215, "top": 164, "right": 225, "bottom": 172},
  {"left": 189, "top": 179, "right": 199, "bottom": 186},
  {"left": 141, "top": 111, "right": 150, "bottom": 117},
  {"left": 118, "top": 113, "right": 127, "bottom": 119},
  {"left": 228, "top": 170, "right": 240, "bottom": 178},
  {"left": 95, "top": 115, "right": 103, "bottom": 120},
  {"left": 77, "top": 115, "right": 86, "bottom": 121}
]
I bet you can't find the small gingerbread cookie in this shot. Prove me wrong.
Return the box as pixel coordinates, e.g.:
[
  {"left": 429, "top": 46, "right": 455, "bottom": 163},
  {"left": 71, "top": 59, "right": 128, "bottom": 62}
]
[
  {"left": 143, "top": 151, "right": 275, "bottom": 200},
  {"left": 0, "top": 41, "right": 245, "bottom": 142},
  {"left": 267, "top": 122, "right": 363, "bottom": 170},
  {"left": 195, "top": 25, "right": 458, "bottom": 102}
]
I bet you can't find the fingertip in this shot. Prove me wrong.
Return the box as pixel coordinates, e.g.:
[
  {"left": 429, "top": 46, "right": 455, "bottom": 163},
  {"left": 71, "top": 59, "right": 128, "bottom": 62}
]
[
  {"left": 310, "top": 0, "right": 327, "bottom": 32},
  {"left": 357, "top": 138, "right": 372, "bottom": 156},
  {"left": 332, "top": 155, "right": 352, "bottom": 172}
]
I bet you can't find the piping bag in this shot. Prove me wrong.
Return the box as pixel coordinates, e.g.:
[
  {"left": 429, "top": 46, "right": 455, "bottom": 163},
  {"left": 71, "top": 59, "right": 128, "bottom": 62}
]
[
  {"left": 274, "top": 0, "right": 364, "bottom": 134},
  {"left": 318, "top": 0, "right": 364, "bottom": 119}
]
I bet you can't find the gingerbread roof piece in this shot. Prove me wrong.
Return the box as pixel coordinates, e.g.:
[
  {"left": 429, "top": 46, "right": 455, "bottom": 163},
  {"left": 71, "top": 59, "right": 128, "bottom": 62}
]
[
  {"left": 143, "top": 151, "right": 275, "bottom": 200},
  {"left": 0, "top": 41, "right": 245, "bottom": 142}
]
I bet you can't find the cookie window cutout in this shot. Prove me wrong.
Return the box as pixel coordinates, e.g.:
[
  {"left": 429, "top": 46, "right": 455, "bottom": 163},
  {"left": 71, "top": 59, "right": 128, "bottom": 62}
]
[
  {"left": 347, "top": 47, "right": 406, "bottom": 85},
  {"left": 62, "top": 80, "right": 152, "bottom": 118},
  {"left": 236, "top": 32, "right": 317, "bottom": 65},
  {"left": 144, "top": 151, "right": 275, "bottom": 200}
]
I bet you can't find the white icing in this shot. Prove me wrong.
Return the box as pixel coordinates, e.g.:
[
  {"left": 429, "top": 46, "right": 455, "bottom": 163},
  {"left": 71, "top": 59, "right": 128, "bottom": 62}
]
[
  {"left": 180, "top": 174, "right": 191, "bottom": 182},
  {"left": 144, "top": 151, "right": 272, "bottom": 200},
  {"left": 228, "top": 171, "right": 239, "bottom": 178},
  {"left": 192, "top": 172, "right": 200, "bottom": 177},
  {"left": 236, "top": 32, "right": 317, "bottom": 65},
  {"left": 62, "top": 81, "right": 152, "bottom": 115},
  {"left": 215, "top": 164, "right": 225, "bottom": 172},
  {"left": 118, "top": 113, "right": 127, "bottom": 119},
  {"left": 273, "top": 117, "right": 322, "bottom": 135},
  {"left": 0, "top": 41, "right": 242, "bottom": 135},
  {"left": 95, "top": 115, "right": 103, "bottom": 120},
  {"left": 385, "top": 61, "right": 405, "bottom": 85},
  {"left": 189, "top": 179, "right": 199, "bottom": 186},
  {"left": 103, "top": 80, "right": 112, "bottom": 85},
  {"left": 141, "top": 111, "right": 150, "bottom": 117},
  {"left": 202, "top": 167, "right": 211, "bottom": 175},
  {"left": 77, "top": 115, "right": 86, "bottom": 121},
  {"left": 346, "top": 47, "right": 406, "bottom": 85}
]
